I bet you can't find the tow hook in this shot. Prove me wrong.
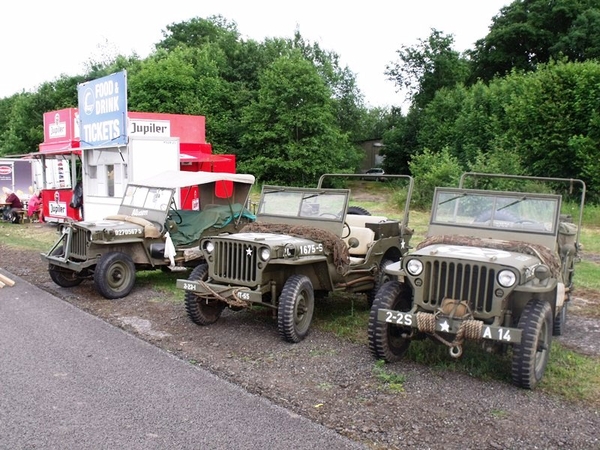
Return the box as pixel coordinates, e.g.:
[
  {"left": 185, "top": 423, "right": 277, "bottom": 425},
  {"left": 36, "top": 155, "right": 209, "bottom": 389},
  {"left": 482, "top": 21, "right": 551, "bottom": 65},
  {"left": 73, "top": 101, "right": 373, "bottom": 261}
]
[{"left": 450, "top": 345, "right": 463, "bottom": 358}]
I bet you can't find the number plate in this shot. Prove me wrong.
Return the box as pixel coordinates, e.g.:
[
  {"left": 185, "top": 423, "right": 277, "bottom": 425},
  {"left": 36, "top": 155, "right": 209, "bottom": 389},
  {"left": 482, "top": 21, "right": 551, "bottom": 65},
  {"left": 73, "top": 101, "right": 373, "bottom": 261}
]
[{"left": 385, "top": 311, "right": 414, "bottom": 326}]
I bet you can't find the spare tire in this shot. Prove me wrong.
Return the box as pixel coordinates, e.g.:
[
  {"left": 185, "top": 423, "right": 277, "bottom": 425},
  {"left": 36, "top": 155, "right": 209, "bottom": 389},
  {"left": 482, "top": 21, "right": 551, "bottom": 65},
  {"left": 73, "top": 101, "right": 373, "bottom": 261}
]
[{"left": 347, "top": 206, "right": 371, "bottom": 216}]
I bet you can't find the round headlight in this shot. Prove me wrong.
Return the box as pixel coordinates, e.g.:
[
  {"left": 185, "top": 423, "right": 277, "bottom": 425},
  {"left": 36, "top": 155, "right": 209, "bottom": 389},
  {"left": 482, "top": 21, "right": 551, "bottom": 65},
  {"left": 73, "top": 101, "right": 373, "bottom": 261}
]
[
  {"left": 204, "top": 241, "right": 214, "bottom": 254},
  {"left": 260, "top": 247, "right": 271, "bottom": 261},
  {"left": 406, "top": 259, "right": 423, "bottom": 276},
  {"left": 497, "top": 270, "right": 517, "bottom": 288}
]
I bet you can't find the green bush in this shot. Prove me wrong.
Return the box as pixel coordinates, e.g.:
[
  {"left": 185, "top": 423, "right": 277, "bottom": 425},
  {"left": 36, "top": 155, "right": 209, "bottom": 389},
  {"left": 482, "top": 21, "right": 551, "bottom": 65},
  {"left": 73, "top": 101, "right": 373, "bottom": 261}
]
[{"left": 408, "top": 147, "right": 462, "bottom": 208}]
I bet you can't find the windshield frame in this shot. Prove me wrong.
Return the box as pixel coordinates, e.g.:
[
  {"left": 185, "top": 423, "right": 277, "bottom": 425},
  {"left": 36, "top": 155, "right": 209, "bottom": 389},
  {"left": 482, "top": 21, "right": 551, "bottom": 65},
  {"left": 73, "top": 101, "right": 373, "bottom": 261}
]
[{"left": 430, "top": 188, "right": 562, "bottom": 237}]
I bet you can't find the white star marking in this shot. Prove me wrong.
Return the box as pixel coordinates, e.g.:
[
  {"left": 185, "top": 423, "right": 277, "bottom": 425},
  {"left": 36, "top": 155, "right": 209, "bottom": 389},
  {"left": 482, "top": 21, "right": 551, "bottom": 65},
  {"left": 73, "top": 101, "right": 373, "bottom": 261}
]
[
  {"left": 440, "top": 320, "right": 450, "bottom": 332},
  {"left": 246, "top": 248, "right": 253, "bottom": 256},
  {"left": 401, "top": 239, "right": 406, "bottom": 249}
]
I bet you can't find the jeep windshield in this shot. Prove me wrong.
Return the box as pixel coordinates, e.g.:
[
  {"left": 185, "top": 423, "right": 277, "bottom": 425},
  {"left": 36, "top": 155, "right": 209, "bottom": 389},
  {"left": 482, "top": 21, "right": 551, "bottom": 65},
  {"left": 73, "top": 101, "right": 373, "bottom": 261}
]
[
  {"left": 431, "top": 188, "right": 560, "bottom": 235},
  {"left": 118, "top": 184, "right": 174, "bottom": 222},
  {"left": 258, "top": 188, "right": 348, "bottom": 220}
]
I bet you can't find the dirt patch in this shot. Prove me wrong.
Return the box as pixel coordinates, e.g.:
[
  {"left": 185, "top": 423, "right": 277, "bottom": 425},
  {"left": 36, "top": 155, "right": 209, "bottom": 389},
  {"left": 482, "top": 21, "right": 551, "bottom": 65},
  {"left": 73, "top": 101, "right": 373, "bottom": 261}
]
[{"left": 1, "top": 235, "right": 600, "bottom": 449}]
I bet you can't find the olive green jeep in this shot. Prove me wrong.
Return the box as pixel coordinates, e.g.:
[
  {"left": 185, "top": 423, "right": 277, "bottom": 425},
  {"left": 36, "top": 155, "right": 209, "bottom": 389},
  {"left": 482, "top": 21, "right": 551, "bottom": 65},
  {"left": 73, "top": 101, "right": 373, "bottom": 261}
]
[
  {"left": 176, "top": 174, "right": 414, "bottom": 343},
  {"left": 369, "top": 173, "right": 586, "bottom": 389},
  {"left": 41, "top": 171, "right": 256, "bottom": 299}
]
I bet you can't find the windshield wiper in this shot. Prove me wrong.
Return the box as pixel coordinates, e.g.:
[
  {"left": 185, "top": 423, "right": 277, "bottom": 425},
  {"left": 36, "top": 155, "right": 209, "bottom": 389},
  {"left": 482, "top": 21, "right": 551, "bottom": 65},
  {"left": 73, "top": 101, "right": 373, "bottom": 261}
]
[
  {"left": 439, "top": 193, "right": 468, "bottom": 205},
  {"left": 497, "top": 196, "right": 527, "bottom": 211},
  {"left": 302, "top": 194, "right": 320, "bottom": 200}
]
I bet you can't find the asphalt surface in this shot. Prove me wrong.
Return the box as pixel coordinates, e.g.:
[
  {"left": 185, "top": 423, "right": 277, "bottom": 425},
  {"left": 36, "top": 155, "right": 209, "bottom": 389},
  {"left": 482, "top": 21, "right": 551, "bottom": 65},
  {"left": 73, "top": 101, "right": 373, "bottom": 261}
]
[{"left": 0, "top": 269, "right": 364, "bottom": 449}]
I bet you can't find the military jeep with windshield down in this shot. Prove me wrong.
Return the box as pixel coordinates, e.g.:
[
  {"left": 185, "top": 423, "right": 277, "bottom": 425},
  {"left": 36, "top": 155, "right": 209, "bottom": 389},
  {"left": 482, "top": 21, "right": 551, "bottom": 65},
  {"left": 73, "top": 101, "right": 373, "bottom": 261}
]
[
  {"left": 177, "top": 174, "right": 414, "bottom": 343},
  {"left": 41, "top": 170, "right": 256, "bottom": 299},
  {"left": 369, "top": 173, "right": 586, "bottom": 389}
]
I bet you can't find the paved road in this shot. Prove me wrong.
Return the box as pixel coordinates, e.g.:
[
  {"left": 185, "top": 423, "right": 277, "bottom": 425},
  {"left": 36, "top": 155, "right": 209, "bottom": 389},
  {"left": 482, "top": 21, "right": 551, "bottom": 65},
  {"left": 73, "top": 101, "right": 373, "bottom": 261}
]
[{"left": 0, "top": 269, "right": 364, "bottom": 449}]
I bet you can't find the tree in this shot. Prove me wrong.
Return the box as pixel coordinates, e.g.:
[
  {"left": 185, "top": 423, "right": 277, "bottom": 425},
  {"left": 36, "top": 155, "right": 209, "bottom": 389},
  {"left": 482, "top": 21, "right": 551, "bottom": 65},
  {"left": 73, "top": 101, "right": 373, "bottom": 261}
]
[
  {"left": 157, "top": 15, "right": 240, "bottom": 55},
  {"left": 154, "top": 17, "right": 368, "bottom": 155},
  {"left": 379, "top": 107, "right": 419, "bottom": 175},
  {"left": 408, "top": 147, "right": 462, "bottom": 208},
  {"left": 238, "top": 53, "right": 361, "bottom": 185},
  {"left": 128, "top": 48, "right": 205, "bottom": 114},
  {"left": 381, "top": 29, "right": 470, "bottom": 174},
  {"left": 0, "top": 75, "right": 83, "bottom": 156},
  {"left": 385, "top": 29, "right": 470, "bottom": 110},
  {"left": 0, "top": 93, "right": 43, "bottom": 156},
  {"left": 389, "top": 59, "right": 600, "bottom": 203},
  {"left": 468, "top": 0, "right": 600, "bottom": 83},
  {"left": 500, "top": 60, "right": 600, "bottom": 200}
]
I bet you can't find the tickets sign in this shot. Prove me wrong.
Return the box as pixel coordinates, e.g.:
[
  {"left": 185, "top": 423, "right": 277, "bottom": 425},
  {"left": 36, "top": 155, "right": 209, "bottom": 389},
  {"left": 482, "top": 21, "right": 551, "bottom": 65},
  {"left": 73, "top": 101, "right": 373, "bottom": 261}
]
[{"left": 77, "top": 70, "right": 128, "bottom": 147}]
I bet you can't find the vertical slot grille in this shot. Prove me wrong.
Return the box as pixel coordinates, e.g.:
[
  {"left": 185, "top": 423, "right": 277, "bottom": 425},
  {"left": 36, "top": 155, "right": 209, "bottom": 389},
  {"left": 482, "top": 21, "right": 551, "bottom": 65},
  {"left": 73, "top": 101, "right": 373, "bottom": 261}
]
[
  {"left": 213, "top": 240, "right": 258, "bottom": 283},
  {"left": 422, "top": 260, "right": 496, "bottom": 313},
  {"left": 69, "top": 229, "right": 88, "bottom": 259}
]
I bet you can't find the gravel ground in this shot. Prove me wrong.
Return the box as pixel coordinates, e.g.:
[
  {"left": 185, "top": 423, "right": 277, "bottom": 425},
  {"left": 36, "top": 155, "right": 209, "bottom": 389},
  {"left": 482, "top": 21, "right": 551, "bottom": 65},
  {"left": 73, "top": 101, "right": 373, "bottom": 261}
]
[{"left": 1, "top": 228, "right": 599, "bottom": 450}]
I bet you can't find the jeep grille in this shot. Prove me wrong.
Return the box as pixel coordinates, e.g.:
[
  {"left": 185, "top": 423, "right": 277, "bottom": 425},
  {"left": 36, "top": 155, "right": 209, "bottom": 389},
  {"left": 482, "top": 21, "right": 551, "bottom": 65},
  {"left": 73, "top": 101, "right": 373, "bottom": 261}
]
[
  {"left": 422, "top": 260, "right": 496, "bottom": 314},
  {"left": 69, "top": 228, "right": 88, "bottom": 259},
  {"left": 212, "top": 240, "right": 259, "bottom": 283}
]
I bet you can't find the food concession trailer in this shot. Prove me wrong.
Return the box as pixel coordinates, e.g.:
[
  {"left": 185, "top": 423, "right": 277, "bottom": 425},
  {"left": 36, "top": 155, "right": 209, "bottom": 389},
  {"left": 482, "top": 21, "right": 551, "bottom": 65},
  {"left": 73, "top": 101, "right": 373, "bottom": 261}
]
[{"left": 35, "top": 107, "right": 234, "bottom": 223}]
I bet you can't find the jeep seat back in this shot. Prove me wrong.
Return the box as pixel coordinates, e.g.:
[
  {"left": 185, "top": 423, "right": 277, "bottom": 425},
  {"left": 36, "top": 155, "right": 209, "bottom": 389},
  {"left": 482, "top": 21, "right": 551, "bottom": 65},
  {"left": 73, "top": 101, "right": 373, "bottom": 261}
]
[{"left": 343, "top": 226, "right": 375, "bottom": 256}]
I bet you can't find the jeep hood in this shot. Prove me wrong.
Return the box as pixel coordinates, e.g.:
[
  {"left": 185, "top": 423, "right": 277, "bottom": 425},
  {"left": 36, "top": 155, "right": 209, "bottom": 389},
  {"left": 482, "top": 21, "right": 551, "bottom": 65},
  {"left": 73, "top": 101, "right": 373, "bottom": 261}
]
[
  {"left": 74, "top": 219, "right": 150, "bottom": 238},
  {"left": 412, "top": 243, "right": 542, "bottom": 271},
  {"left": 209, "top": 232, "right": 320, "bottom": 247}
]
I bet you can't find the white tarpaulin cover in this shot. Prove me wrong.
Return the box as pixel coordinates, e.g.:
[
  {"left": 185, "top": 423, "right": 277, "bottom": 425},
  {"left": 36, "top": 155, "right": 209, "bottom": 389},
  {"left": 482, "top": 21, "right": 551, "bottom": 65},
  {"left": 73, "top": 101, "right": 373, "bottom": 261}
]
[{"left": 132, "top": 170, "right": 255, "bottom": 189}]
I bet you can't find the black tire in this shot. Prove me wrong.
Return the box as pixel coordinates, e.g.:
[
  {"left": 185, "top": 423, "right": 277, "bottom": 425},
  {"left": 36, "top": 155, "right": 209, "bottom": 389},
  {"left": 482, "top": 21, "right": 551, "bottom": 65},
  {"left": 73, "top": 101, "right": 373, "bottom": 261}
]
[
  {"left": 366, "top": 258, "right": 396, "bottom": 307},
  {"left": 347, "top": 206, "right": 371, "bottom": 216},
  {"left": 184, "top": 264, "right": 225, "bottom": 326},
  {"left": 553, "top": 302, "right": 568, "bottom": 336},
  {"left": 368, "top": 280, "right": 413, "bottom": 362},
  {"left": 48, "top": 245, "right": 84, "bottom": 288},
  {"left": 277, "top": 275, "right": 315, "bottom": 343},
  {"left": 94, "top": 252, "right": 136, "bottom": 299},
  {"left": 511, "top": 299, "right": 552, "bottom": 389}
]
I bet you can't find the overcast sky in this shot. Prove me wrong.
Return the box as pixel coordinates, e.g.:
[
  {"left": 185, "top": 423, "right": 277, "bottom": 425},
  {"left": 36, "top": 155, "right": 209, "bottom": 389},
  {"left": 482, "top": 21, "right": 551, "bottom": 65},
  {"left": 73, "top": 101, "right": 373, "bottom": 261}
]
[{"left": 1, "top": 0, "right": 510, "bottom": 108}]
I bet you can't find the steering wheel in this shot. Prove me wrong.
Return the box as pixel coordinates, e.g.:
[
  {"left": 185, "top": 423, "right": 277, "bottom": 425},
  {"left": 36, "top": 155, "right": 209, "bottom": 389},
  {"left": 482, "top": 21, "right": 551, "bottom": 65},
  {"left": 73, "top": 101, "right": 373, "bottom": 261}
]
[
  {"left": 341, "top": 222, "right": 351, "bottom": 239},
  {"left": 319, "top": 212, "right": 339, "bottom": 219},
  {"left": 169, "top": 200, "right": 183, "bottom": 225}
]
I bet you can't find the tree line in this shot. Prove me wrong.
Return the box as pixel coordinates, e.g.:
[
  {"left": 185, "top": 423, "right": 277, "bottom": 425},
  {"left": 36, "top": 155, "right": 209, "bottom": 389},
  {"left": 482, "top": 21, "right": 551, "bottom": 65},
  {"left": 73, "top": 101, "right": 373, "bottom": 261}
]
[{"left": 1, "top": 0, "right": 599, "bottom": 202}]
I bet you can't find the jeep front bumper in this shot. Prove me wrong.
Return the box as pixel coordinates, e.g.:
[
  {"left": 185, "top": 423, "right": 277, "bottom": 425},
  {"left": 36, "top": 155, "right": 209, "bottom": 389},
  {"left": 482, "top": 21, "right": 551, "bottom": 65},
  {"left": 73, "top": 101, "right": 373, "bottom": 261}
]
[
  {"left": 377, "top": 309, "right": 523, "bottom": 344},
  {"left": 176, "top": 279, "right": 269, "bottom": 307}
]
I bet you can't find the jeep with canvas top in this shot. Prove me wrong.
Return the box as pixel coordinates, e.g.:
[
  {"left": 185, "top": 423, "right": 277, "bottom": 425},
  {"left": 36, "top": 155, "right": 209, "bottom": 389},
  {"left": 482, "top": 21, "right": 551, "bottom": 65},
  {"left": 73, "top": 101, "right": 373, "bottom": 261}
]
[
  {"left": 41, "top": 170, "right": 255, "bottom": 299},
  {"left": 177, "top": 174, "right": 414, "bottom": 343},
  {"left": 368, "top": 172, "right": 585, "bottom": 389}
]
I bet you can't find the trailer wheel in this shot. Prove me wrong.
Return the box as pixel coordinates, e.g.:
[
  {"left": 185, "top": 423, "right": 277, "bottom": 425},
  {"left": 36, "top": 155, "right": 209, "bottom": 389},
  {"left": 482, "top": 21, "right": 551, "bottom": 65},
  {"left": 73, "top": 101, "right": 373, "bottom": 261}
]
[
  {"left": 511, "top": 299, "right": 552, "bottom": 389},
  {"left": 368, "top": 280, "right": 413, "bottom": 362},
  {"left": 94, "top": 252, "right": 136, "bottom": 299},
  {"left": 184, "top": 264, "right": 225, "bottom": 326},
  {"left": 48, "top": 245, "right": 83, "bottom": 288},
  {"left": 277, "top": 275, "right": 314, "bottom": 343}
]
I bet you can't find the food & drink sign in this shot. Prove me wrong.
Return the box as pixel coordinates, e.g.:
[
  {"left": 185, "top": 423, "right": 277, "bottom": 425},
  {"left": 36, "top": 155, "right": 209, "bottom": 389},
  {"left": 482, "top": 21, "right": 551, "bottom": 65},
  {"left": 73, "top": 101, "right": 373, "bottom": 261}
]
[{"left": 77, "top": 70, "right": 128, "bottom": 147}]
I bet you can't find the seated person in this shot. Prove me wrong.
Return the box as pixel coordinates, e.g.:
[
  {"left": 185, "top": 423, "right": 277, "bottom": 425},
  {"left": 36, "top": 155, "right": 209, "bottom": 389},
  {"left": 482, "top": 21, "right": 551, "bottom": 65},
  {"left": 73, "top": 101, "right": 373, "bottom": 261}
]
[
  {"left": 2, "top": 190, "right": 23, "bottom": 223},
  {"left": 27, "top": 192, "right": 43, "bottom": 222}
]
